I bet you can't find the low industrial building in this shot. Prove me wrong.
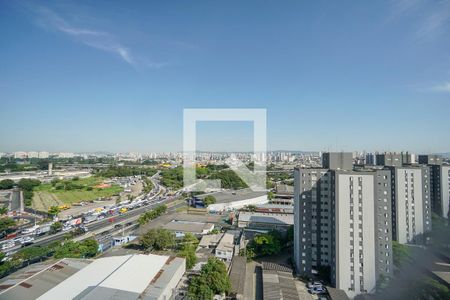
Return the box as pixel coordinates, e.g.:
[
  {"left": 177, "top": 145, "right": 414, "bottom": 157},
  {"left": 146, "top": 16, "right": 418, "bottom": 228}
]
[
  {"left": 0, "top": 258, "right": 92, "bottom": 300},
  {"left": 238, "top": 211, "right": 293, "bottom": 230},
  {"left": 37, "top": 254, "right": 185, "bottom": 300},
  {"left": 198, "top": 188, "right": 268, "bottom": 212},
  {"left": 261, "top": 262, "right": 303, "bottom": 300},
  {"left": 163, "top": 220, "right": 214, "bottom": 237},
  {"left": 254, "top": 203, "right": 294, "bottom": 214},
  {"left": 197, "top": 233, "right": 224, "bottom": 249},
  {"left": 215, "top": 232, "right": 235, "bottom": 262}
]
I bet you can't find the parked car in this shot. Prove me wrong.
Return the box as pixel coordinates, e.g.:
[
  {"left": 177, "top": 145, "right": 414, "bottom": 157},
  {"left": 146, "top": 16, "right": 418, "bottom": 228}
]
[
  {"left": 1, "top": 241, "right": 15, "bottom": 250},
  {"left": 309, "top": 286, "right": 326, "bottom": 294},
  {"left": 307, "top": 281, "right": 323, "bottom": 289}
]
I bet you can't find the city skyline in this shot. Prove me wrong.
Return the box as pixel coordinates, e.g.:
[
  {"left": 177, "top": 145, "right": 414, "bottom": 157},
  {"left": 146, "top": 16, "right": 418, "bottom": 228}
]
[{"left": 2, "top": 1, "right": 450, "bottom": 153}]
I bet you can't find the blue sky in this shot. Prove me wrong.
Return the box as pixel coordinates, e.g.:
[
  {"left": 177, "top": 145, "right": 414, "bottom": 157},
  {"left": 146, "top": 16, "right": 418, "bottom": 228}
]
[{"left": 0, "top": 0, "right": 449, "bottom": 153}]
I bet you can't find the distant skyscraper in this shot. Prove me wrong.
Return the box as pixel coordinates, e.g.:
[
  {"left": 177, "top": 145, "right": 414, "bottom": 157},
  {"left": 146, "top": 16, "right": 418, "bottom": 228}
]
[
  {"left": 365, "top": 153, "right": 376, "bottom": 165},
  {"left": 375, "top": 153, "right": 402, "bottom": 167},
  {"left": 322, "top": 152, "right": 353, "bottom": 170},
  {"left": 38, "top": 151, "right": 49, "bottom": 159}
]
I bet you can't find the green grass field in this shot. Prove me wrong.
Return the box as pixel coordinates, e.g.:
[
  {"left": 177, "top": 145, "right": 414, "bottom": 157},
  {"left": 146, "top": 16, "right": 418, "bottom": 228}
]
[{"left": 32, "top": 176, "right": 123, "bottom": 211}]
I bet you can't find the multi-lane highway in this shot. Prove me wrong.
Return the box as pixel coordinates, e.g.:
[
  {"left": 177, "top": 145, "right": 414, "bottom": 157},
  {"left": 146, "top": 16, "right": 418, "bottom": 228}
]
[{"left": 3, "top": 173, "right": 183, "bottom": 253}]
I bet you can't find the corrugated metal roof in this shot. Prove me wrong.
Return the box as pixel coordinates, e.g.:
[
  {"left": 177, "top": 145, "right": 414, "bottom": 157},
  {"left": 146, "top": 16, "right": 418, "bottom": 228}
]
[
  {"left": 0, "top": 259, "right": 91, "bottom": 300},
  {"left": 38, "top": 254, "right": 174, "bottom": 300}
]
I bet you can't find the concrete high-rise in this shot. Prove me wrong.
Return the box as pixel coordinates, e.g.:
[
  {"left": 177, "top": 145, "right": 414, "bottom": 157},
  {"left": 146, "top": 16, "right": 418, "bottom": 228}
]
[
  {"left": 418, "top": 155, "right": 450, "bottom": 219},
  {"left": 294, "top": 153, "right": 393, "bottom": 298},
  {"left": 388, "top": 166, "right": 432, "bottom": 244},
  {"left": 375, "top": 153, "right": 402, "bottom": 167}
]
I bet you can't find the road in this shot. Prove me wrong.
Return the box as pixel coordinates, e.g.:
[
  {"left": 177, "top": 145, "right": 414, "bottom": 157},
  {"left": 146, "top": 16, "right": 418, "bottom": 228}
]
[{"left": 5, "top": 173, "right": 183, "bottom": 252}]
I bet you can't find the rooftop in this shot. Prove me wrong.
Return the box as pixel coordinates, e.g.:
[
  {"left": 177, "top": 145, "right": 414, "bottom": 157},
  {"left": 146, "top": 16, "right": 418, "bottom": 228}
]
[
  {"left": 198, "top": 188, "right": 267, "bottom": 203},
  {"left": 36, "top": 254, "right": 185, "bottom": 300},
  {"left": 164, "top": 220, "right": 214, "bottom": 234},
  {"left": 229, "top": 256, "right": 246, "bottom": 296},
  {"left": 262, "top": 262, "right": 299, "bottom": 300},
  {"left": 198, "top": 233, "right": 224, "bottom": 248},
  {"left": 238, "top": 211, "right": 294, "bottom": 226},
  {"left": 0, "top": 258, "right": 92, "bottom": 300},
  {"left": 216, "top": 233, "right": 235, "bottom": 253}
]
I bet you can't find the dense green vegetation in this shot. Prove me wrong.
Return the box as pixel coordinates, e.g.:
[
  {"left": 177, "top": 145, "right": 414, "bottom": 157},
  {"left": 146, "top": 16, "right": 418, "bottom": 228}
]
[
  {"left": 0, "top": 217, "right": 16, "bottom": 233},
  {"left": 139, "top": 228, "right": 198, "bottom": 269},
  {"left": 188, "top": 257, "right": 231, "bottom": 300},
  {"left": 392, "top": 241, "right": 411, "bottom": 267},
  {"left": 140, "top": 228, "right": 175, "bottom": 251},
  {"left": 203, "top": 195, "right": 216, "bottom": 206},
  {"left": 160, "top": 165, "right": 246, "bottom": 190},
  {"left": 53, "top": 239, "right": 98, "bottom": 259},
  {"left": 33, "top": 177, "right": 122, "bottom": 208},
  {"left": 18, "top": 179, "right": 41, "bottom": 206},
  {"left": 160, "top": 167, "right": 184, "bottom": 189},
  {"left": 0, "top": 239, "right": 98, "bottom": 278},
  {"left": 95, "top": 166, "right": 157, "bottom": 178},
  {"left": 241, "top": 230, "right": 284, "bottom": 261},
  {"left": 142, "top": 176, "right": 154, "bottom": 193},
  {"left": 50, "top": 221, "right": 63, "bottom": 233},
  {"left": 138, "top": 205, "right": 167, "bottom": 225},
  {"left": 209, "top": 170, "right": 248, "bottom": 189},
  {"left": 0, "top": 179, "right": 15, "bottom": 190},
  {"left": 0, "top": 161, "right": 38, "bottom": 173},
  {"left": 177, "top": 233, "right": 199, "bottom": 269},
  {"left": 429, "top": 213, "right": 450, "bottom": 250}
]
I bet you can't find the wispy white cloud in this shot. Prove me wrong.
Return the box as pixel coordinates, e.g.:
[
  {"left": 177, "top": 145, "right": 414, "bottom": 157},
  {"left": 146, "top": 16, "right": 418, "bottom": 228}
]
[
  {"left": 415, "top": 2, "right": 450, "bottom": 42},
  {"left": 27, "top": 4, "right": 162, "bottom": 68},
  {"left": 430, "top": 82, "right": 450, "bottom": 92},
  {"left": 385, "top": 0, "right": 450, "bottom": 42}
]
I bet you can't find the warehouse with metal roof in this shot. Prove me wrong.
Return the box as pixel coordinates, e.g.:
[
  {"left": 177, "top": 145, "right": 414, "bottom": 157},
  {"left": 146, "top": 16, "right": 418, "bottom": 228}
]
[
  {"left": 30, "top": 254, "right": 185, "bottom": 300},
  {"left": 0, "top": 258, "right": 92, "bottom": 300}
]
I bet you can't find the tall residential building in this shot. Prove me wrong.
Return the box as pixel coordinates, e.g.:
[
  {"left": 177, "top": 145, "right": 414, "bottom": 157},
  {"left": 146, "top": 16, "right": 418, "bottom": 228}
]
[
  {"left": 375, "top": 153, "right": 402, "bottom": 167},
  {"left": 389, "top": 166, "right": 432, "bottom": 244},
  {"left": 294, "top": 153, "right": 393, "bottom": 298},
  {"left": 322, "top": 152, "right": 353, "bottom": 170},
  {"left": 418, "top": 155, "right": 450, "bottom": 219},
  {"left": 365, "top": 153, "right": 376, "bottom": 165}
]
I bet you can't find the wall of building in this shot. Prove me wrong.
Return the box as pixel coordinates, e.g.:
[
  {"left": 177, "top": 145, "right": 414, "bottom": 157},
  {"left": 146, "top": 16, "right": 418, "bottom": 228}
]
[
  {"left": 334, "top": 173, "right": 376, "bottom": 297},
  {"left": 441, "top": 166, "right": 450, "bottom": 219},
  {"left": 394, "top": 168, "right": 425, "bottom": 244},
  {"left": 207, "top": 195, "right": 268, "bottom": 212}
]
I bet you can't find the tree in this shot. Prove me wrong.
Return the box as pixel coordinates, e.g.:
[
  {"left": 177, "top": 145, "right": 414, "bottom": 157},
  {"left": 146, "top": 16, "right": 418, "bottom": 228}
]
[
  {"left": 48, "top": 206, "right": 60, "bottom": 217},
  {"left": 0, "top": 217, "right": 16, "bottom": 233},
  {"left": 181, "top": 232, "right": 199, "bottom": 247},
  {"left": 0, "top": 206, "right": 8, "bottom": 215},
  {"left": 50, "top": 222, "right": 62, "bottom": 234},
  {"left": 17, "top": 179, "right": 40, "bottom": 191},
  {"left": 179, "top": 246, "right": 197, "bottom": 269},
  {"left": 138, "top": 205, "right": 167, "bottom": 225},
  {"left": 178, "top": 233, "right": 199, "bottom": 269},
  {"left": 286, "top": 225, "right": 294, "bottom": 243},
  {"left": 188, "top": 257, "right": 231, "bottom": 300},
  {"left": 248, "top": 231, "right": 282, "bottom": 257},
  {"left": 0, "top": 179, "right": 15, "bottom": 190},
  {"left": 53, "top": 239, "right": 98, "bottom": 259},
  {"left": 392, "top": 241, "right": 410, "bottom": 267},
  {"left": 79, "top": 239, "right": 99, "bottom": 258},
  {"left": 140, "top": 228, "right": 175, "bottom": 251},
  {"left": 416, "top": 278, "right": 450, "bottom": 299},
  {"left": 244, "top": 205, "right": 256, "bottom": 212},
  {"left": 203, "top": 195, "right": 216, "bottom": 206}
]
